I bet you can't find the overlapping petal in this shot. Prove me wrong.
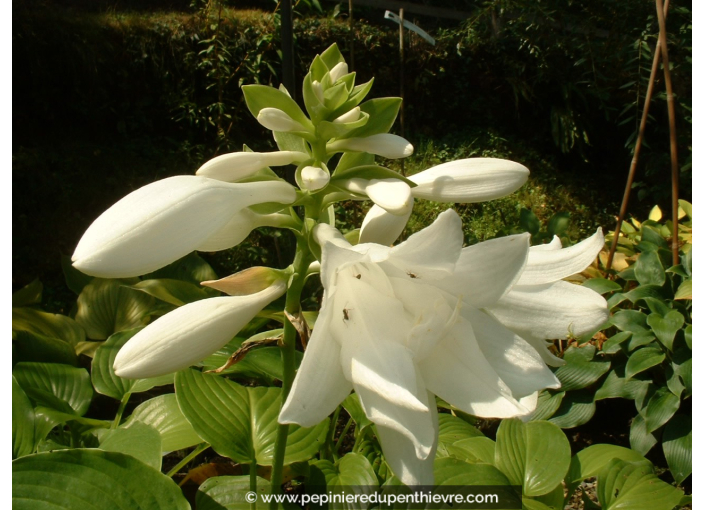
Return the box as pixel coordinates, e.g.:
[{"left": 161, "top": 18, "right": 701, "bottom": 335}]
[
  {"left": 196, "top": 150, "right": 308, "bottom": 182},
  {"left": 328, "top": 133, "right": 413, "bottom": 159}
]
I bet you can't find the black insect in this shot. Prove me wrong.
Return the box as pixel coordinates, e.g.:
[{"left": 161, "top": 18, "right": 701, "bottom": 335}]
[
  {"left": 407, "top": 271, "right": 419, "bottom": 279},
  {"left": 353, "top": 273, "right": 361, "bottom": 279},
  {"left": 342, "top": 308, "right": 351, "bottom": 321}
]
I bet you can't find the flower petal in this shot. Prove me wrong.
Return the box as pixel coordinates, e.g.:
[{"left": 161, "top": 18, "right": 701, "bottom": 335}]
[
  {"left": 113, "top": 282, "right": 286, "bottom": 378},
  {"left": 196, "top": 151, "right": 308, "bottom": 182},
  {"left": 365, "top": 179, "right": 413, "bottom": 216},
  {"left": 257, "top": 108, "right": 307, "bottom": 132},
  {"left": 359, "top": 204, "right": 411, "bottom": 246},
  {"left": 489, "top": 280, "right": 609, "bottom": 339},
  {"left": 435, "top": 233, "right": 530, "bottom": 308},
  {"left": 328, "top": 134, "right": 413, "bottom": 159},
  {"left": 72, "top": 177, "right": 296, "bottom": 278},
  {"left": 410, "top": 158, "right": 529, "bottom": 203},
  {"left": 532, "top": 235, "right": 562, "bottom": 251},
  {"left": 517, "top": 229, "right": 604, "bottom": 285},
  {"left": 465, "top": 308, "right": 560, "bottom": 398},
  {"left": 279, "top": 297, "right": 353, "bottom": 427}
]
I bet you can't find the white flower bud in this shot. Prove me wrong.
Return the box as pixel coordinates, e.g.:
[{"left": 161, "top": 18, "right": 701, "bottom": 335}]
[
  {"left": 332, "top": 107, "right": 361, "bottom": 124},
  {"left": 257, "top": 108, "right": 307, "bottom": 132},
  {"left": 328, "top": 134, "right": 413, "bottom": 159},
  {"left": 329, "top": 62, "right": 349, "bottom": 83},
  {"left": 300, "top": 165, "right": 330, "bottom": 192}
]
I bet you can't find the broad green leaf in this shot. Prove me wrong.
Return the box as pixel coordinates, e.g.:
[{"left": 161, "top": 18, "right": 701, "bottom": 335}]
[
  {"left": 438, "top": 413, "right": 483, "bottom": 449},
  {"left": 594, "top": 369, "right": 650, "bottom": 402},
  {"left": 450, "top": 437, "right": 496, "bottom": 465},
  {"left": 13, "top": 376, "right": 36, "bottom": 459},
  {"left": 643, "top": 388, "right": 679, "bottom": 433},
  {"left": 311, "top": 452, "right": 378, "bottom": 488},
  {"left": 12, "top": 307, "right": 85, "bottom": 346},
  {"left": 548, "top": 390, "right": 595, "bottom": 429},
  {"left": 13, "top": 279, "right": 43, "bottom": 307},
  {"left": 126, "top": 394, "right": 202, "bottom": 452},
  {"left": 175, "top": 369, "right": 327, "bottom": 465},
  {"left": 674, "top": 279, "right": 692, "bottom": 300},
  {"left": 434, "top": 457, "right": 513, "bottom": 487},
  {"left": 531, "top": 482, "right": 565, "bottom": 510},
  {"left": 61, "top": 255, "right": 94, "bottom": 295},
  {"left": 529, "top": 390, "right": 564, "bottom": 421},
  {"left": 92, "top": 328, "right": 173, "bottom": 400},
  {"left": 273, "top": 131, "right": 308, "bottom": 153},
  {"left": 12, "top": 449, "right": 190, "bottom": 509},
  {"left": 629, "top": 414, "right": 658, "bottom": 456},
  {"left": 640, "top": 226, "right": 668, "bottom": 249},
  {"left": 33, "top": 407, "right": 109, "bottom": 441},
  {"left": 610, "top": 310, "right": 649, "bottom": 334},
  {"left": 495, "top": 419, "right": 570, "bottom": 497},
  {"left": 625, "top": 347, "right": 666, "bottom": 379},
  {"left": 242, "top": 84, "right": 313, "bottom": 130},
  {"left": 520, "top": 209, "right": 541, "bottom": 236},
  {"left": 624, "top": 284, "right": 666, "bottom": 304},
  {"left": 75, "top": 278, "right": 155, "bottom": 340},
  {"left": 97, "top": 422, "right": 162, "bottom": 470},
  {"left": 646, "top": 311, "right": 684, "bottom": 351},
  {"left": 665, "top": 363, "right": 686, "bottom": 398},
  {"left": 597, "top": 458, "right": 682, "bottom": 510},
  {"left": 625, "top": 331, "right": 656, "bottom": 351},
  {"left": 344, "top": 98, "right": 402, "bottom": 139},
  {"left": 144, "top": 252, "right": 218, "bottom": 287},
  {"left": 342, "top": 392, "right": 372, "bottom": 430},
  {"left": 634, "top": 251, "right": 666, "bottom": 286},
  {"left": 13, "top": 362, "right": 93, "bottom": 416},
  {"left": 678, "top": 199, "right": 692, "bottom": 219},
  {"left": 196, "top": 475, "right": 272, "bottom": 510},
  {"left": 566, "top": 444, "right": 649, "bottom": 486},
  {"left": 642, "top": 297, "right": 671, "bottom": 317},
  {"left": 12, "top": 330, "right": 78, "bottom": 367},
  {"left": 581, "top": 278, "right": 621, "bottom": 294},
  {"left": 546, "top": 212, "right": 570, "bottom": 237},
  {"left": 662, "top": 415, "right": 691, "bottom": 484},
  {"left": 130, "top": 279, "right": 211, "bottom": 307},
  {"left": 554, "top": 344, "right": 610, "bottom": 391},
  {"left": 522, "top": 497, "right": 554, "bottom": 510},
  {"left": 672, "top": 357, "right": 691, "bottom": 398},
  {"left": 600, "top": 331, "right": 631, "bottom": 354},
  {"left": 684, "top": 325, "right": 691, "bottom": 349}
]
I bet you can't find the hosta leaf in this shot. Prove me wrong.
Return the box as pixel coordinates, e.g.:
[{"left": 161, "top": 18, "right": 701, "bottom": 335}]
[
  {"left": 529, "top": 390, "right": 564, "bottom": 421},
  {"left": 596, "top": 458, "right": 682, "bottom": 510},
  {"left": 342, "top": 392, "right": 372, "bottom": 431},
  {"left": 662, "top": 415, "right": 691, "bottom": 484},
  {"left": 12, "top": 307, "right": 85, "bottom": 346},
  {"left": 61, "top": 255, "right": 94, "bottom": 295},
  {"left": 643, "top": 388, "right": 679, "bottom": 433},
  {"left": 646, "top": 311, "right": 684, "bottom": 351},
  {"left": 566, "top": 444, "right": 649, "bottom": 487},
  {"left": 311, "top": 452, "right": 378, "bottom": 489},
  {"left": 434, "top": 457, "right": 513, "bottom": 486},
  {"left": 623, "top": 284, "right": 666, "bottom": 304},
  {"left": 450, "top": 437, "right": 496, "bottom": 465},
  {"left": 242, "top": 84, "right": 312, "bottom": 130},
  {"left": 437, "top": 413, "right": 483, "bottom": 452},
  {"left": 600, "top": 331, "right": 631, "bottom": 354},
  {"left": 594, "top": 369, "right": 650, "bottom": 402},
  {"left": 92, "top": 328, "right": 173, "bottom": 400},
  {"left": 12, "top": 330, "right": 78, "bottom": 367},
  {"left": 144, "top": 252, "right": 218, "bottom": 287},
  {"left": 12, "top": 449, "right": 190, "bottom": 510},
  {"left": 97, "top": 422, "right": 162, "bottom": 470},
  {"left": 75, "top": 278, "right": 155, "bottom": 340},
  {"left": 625, "top": 347, "right": 665, "bottom": 379},
  {"left": 674, "top": 279, "right": 692, "bottom": 300},
  {"left": 126, "top": 394, "right": 202, "bottom": 452},
  {"left": 634, "top": 250, "right": 666, "bottom": 286},
  {"left": 344, "top": 97, "right": 402, "bottom": 139},
  {"left": 554, "top": 345, "right": 610, "bottom": 391},
  {"left": 495, "top": 419, "right": 570, "bottom": 497},
  {"left": 13, "top": 279, "right": 43, "bottom": 307},
  {"left": 13, "top": 362, "right": 93, "bottom": 416},
  {"left": 196, "top": 476, "right": 272, "bottom": 510},
  {"left": 175, "top": 369, "right": 327, "bottom": 465},
  {"left": 548, "top": 390, "right": 595, "bottom": 429},
  {"left": 581, "top": 278, "right": 621, "bottom": 294},
  {"left": 629, "top": 414, "right": 658, "bottom": 456},
  {"left": 625, "top": 331, "right": 655, "bottom": 351},
  {"left": 610, "top": 310, "right": 649, "bottom": 334},
  {"left": 684, "top": 325, "right": 692, "bottom": 349},
  {"left": 13, "top": 376, "right": 36, "bottom": 459}
]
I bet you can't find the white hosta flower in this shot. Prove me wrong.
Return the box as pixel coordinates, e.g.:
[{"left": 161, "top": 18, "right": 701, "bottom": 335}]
[
  {"left": 257, "top": 108, "right": 307, "bottom": 132},
  {"left": 72, "top": 176, "right": 297, "bottom": 278},
  {"left": 114, "top": 278, "right": 287, "bottom": 378},
  {"left": 342, "top": 178, "right": 413, "bottom": 216},
  {"left": 333, "top": 106, "right": 361, "bottom": 124},
  {"left": 196, "top": 209, "right": 294, "bottom": 252},
  {"left": 299, "top": 165, "right": 330, "bottom": 192},
  {"left": 280, "top": 209, "right": 608, "bottom": 486},
  {"left": 328, "top": 133, "right": 413, "bottom": 159},
  {"left": 329, "top": 62, "right": 349, "bottom": 83},
  {"left": 196, "top": 150, "right": 308, "bottom": 182},
  {"left": 360, "top": 158, "right": 530, "bottom": 245}
]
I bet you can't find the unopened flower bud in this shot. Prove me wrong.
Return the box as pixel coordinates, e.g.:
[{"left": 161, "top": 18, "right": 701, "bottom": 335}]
[
  {"left": 300, "top": 165, "right": 330, "bottom": 192},
  {"left": 333, "top": 107, "right": 361, "bottom": 124},
  {"left": 257, "top": 108, "right": 307, "bottom": 132}
]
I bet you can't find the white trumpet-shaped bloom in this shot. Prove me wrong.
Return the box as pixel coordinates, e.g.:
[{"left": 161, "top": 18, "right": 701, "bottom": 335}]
[
  {"left": 280, "top": 209, "right": 607, "bottom": 486},
  {"left": 328, "top": 133, "right": 414, "bottom": 159},
  {"left": 72, "top": 176, "right": 297, "bottom": 278},
  {"left": 196, "top": 150, "right": 308, "bottom": 182},
  {"left": 114, "top": 279, "right": 287, "bottom": 378},
  {"left": 359, "top": 158, "right": 530, "bottom": 245}
]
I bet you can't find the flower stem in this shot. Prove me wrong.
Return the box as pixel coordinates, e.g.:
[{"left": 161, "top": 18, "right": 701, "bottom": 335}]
[
  {"left": 334, "top": 417, "right": 354, "bottom": 456},
  {"left": 250, "top": 459, "right": 258, "bottom": 510},
  {"left": 111, "top": 392, "right": 132, "bottom": 429},
  {"left": 321, "top": 406, "right": 342, "bottom": 461},
  {"left": 166, "top": 442, "right": 209, "bottom": 478}
]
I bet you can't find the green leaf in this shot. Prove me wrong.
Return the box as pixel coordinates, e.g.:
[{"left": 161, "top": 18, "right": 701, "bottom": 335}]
[
  {"left": 12, "top": 307, "right": 85, "bottom": 346},
  {"left": 529, "top": 390, "right": 564, "bottom": 421},
  {"left": 126, "top": 394, "right": 202, "bottom": 452},
  {"left": 610, "top": 310, "right": 649, "bottom": 334},
  {"left": 242, "top": 84, "right": 312, "bottom": 130},
  {"left": 646, "top": 311, "right": 684, "bottom": 351},
  {"left": 61, "top": 255, "right": 94, "bottom": 295},
  {"left": 629, "top": 414, "right": 658, "bottom": 456},
  {"left": 634, "top": 251, "right": 666, "bottom": 286},
  {"left": 640, "top": 226, "right": 668, "bottom": 249},
  {"left": 273, "top": 131, "right": 308, "bottom": 153},
  {"left": 92, "top": 328, "right": 173, "bottom": 400},
  {"left": 554, "top": 345, "right": 610, "bottom": 391},
  {"left": 625, "top": 331, "right": 656, "bottom": 351},
  {"left": 684, "top": 325, "right": 692, "bottom": 349},
  {"left": 196, "top": 476, "right": 272, "bottom": 510},
  {"left": 600, "top": 332, "right": 631, "bottom": 354},
  {"left": 548, "top": 390, "right": 595, "bottom": 429},
  {"left": 625, "top": 347, "right": 666, "bottom": 379},
  {"left": 13, "top": 376, "right": 36, "bottom": 459},
  {"left": 624, "top": 284, "right": 666, "bottom": 304},
  {"left": 144, "top": 252, "right": 218, "bottom": 287},
  {"left": 546, "top": 212, "right": 570, "bottom": 237},
  {"left": 13, "top": 362, "right": 93, "bottom": 416},
  {"left": 438, "top": 413, "right": 483, "bottom": 450},
  {"left": 594, "top": 369, "right": 650, "bottom": 402},
  {"left": 581, "top": 278, "right": 621, "bottom": 294},
  {"left": 343, "top": 97, "right": 402, "bottom": 139},
  {"left": 97, "top": 422, "right": 162, "bottom": 470},
  {"left": 643, "top": 388, "right": 679, "bottom": 433},
  {"left": 519, "top": 208, "right": 541, "bottom": 236},
  {"left": 495, "top": 419, "right": 570, "bottom": 497},
  {"left": 12, "top": 449, "right": 190, "bottom": 510},
  {"left": 450, "top": 437, "right": 496, "bottom": 465},
  {"left": 75, "top": 278, "right": 155, "bottom": 340},
  {"left": 566, "top": 444, "right": 649, "bottom": 487},
  {"left": 320, "top": 43, "right": 345, "bottom": 70},
  {"left": 662, "top": 415, "right": 691, "bottom": 484},
  {"left": 674, "top": 279, "right": 692, "bottom": 300},
  {"left": 13, "top": 279, "right": 43, "bottom": 307},
  {"left": 318, "top": 112, "right": 369, "bottom": 140},
  {"left": 311, "top": 452, "right": 378, "bottom": 488},
  {"left": 434, "top": 457, "right": 513, "bottom": 486},
  {"left": 678, "top": 199, "right": 692, "bottom": 219},
  {"left": 642, "top": 298, "right": 672, "bottom": 317},
  {"left": 175, "top": 369, "right": 327, "bottom": 465},
  {"left": 596, "top": 458, "right": 682, "bottom": 510},
  {"left": 12, "top": 330, "right": 78, "bottom": 367},
  {"left": 342, "top": 392, "right": 372, "bottom": 431},
  {"left": 130, "top": 279, "right": 212, "bottom": 307}
]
